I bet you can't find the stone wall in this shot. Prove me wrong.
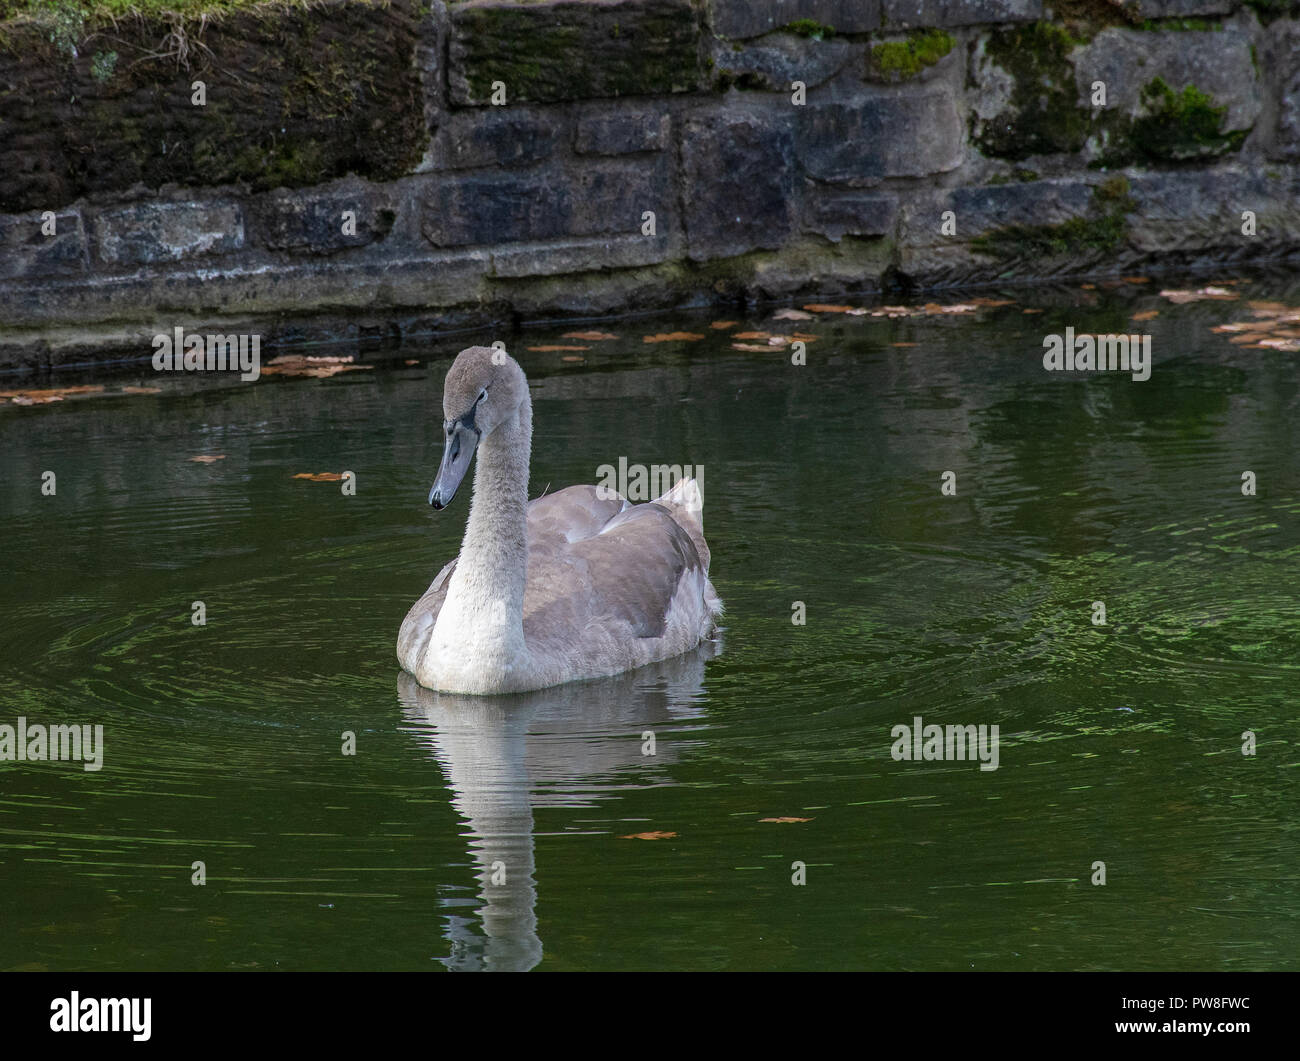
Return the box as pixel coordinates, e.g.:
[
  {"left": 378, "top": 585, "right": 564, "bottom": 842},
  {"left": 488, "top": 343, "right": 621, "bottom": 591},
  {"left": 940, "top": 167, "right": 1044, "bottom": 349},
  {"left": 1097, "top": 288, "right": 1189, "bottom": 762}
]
[{"left": 1, "top": 0, "right": 1299, "bottom": 368}]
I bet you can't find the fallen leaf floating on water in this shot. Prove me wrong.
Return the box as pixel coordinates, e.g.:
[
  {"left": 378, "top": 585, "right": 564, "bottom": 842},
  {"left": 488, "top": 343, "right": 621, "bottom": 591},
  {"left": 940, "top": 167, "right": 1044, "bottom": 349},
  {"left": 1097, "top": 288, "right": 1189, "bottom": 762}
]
[
  {"left": 869, "top": 303, "right": 981, "bottom": 319},
  {"left": 261, "top": 354, "right": 375, "bottom": 378},
  {"left": 293, "top": 472, "right": 344, "bottom": 482},
  {"left": 766, "top": 336, "right": 790, "bottom": 346},
  {"left": 404, "top": 359, "right": 420, "bottom": 366},
  {"left": 891, "top": 342, "right": 920, "bottom": 347},
  {"left": 803, "top": 303, "right": 867, "bottom": 315},
  {"left": 791, "top": 333, "right": 819, "bottom": 342},
  {"left": 1122, "top": 276, "right": 1152, "bottom": 284},
  {"left": 1022, "top": 308, "right": 1044, "bottom": 314},
  {"left": 1160, "top": 287, "right": 1237, "bottom": 303},
  {"left": 644, "top": 331, "right": 707, "bottom": 343},
  {"left": 527, "top": 345, "right": 589, "bottom": 352},
  {"left": 561, "top": 331, "right": 617, "bottom": 341},
  {"left": 1214, "top": 322, "right": 1273, "bottom": 333},
  {"left": 1256, "top": 337, "right": 1300, "bottom": 351},
  {"left": 1, "top": 385, "right": 105, "bottom": 404},
  {"left": 732, "top": 331, "right": 770, "bottom": 340},
  {"left": 188, "top": 455, "right": 226, "bottom": 463},
  {"left": 710, "top": 320, "right": 738, "bottom": 330},
  {"left": 969, "top": 297, "right": 1016, "bottom": 307},
  {"left": 758, "top": 817, "right": 814, "bottom": 823},
  {"left": 1131, "top": 310, "right": 1160, "bottom": 321},
  {"left": 561, "top": 356, "right": 585, "bottom": 363},
  {"left": 120, "top": 386, "right": 162, "bottom": 394},
  {"left": 771, "top": 308, "right": 815, "bottom": 321},
  {"left": 618, "top": 831, "right": 677, "bottom": 840}
]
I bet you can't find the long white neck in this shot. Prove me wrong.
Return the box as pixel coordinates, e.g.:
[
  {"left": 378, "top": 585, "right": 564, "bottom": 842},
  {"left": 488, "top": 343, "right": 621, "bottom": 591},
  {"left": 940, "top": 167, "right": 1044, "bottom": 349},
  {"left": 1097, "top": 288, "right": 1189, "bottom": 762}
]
[{"left": 435, "top": 395, "right": 532, "bottom": 682}]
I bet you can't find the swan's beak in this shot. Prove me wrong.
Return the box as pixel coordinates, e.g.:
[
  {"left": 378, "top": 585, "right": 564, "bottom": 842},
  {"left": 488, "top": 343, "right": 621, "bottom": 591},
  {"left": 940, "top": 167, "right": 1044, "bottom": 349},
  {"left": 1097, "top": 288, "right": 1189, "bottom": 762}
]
[{"left": 429, "top": 420, "right": 478, "bottom": 509}]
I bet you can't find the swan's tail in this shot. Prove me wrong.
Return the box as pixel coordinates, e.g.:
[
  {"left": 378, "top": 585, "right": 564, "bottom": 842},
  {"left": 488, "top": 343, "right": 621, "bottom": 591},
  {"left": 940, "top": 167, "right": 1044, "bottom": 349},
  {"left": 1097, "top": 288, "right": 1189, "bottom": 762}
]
[{"left": 655, "top": 477, "right": 710, "bottom": 572}]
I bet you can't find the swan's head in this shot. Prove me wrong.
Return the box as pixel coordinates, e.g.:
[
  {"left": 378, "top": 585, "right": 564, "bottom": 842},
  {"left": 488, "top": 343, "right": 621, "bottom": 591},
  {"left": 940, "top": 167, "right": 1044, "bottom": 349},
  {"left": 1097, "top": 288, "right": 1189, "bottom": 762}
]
[{"left": 428, "top": 345, "right": 528, "bottom": 509}]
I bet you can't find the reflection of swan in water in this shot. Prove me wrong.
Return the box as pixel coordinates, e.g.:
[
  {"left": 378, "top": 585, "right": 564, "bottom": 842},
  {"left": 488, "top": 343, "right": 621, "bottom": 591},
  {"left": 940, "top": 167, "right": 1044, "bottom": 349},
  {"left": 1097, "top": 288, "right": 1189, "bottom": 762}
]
[{"left": 397, "top": 638, "right": 720, "bottom": 971}]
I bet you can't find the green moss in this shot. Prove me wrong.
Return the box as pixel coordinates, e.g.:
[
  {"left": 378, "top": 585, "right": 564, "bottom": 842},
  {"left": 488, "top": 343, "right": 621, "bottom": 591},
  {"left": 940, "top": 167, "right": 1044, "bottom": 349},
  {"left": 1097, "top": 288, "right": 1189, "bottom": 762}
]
[
  {"left": 1242, "top": 0, "right": 1300, "bottom": 24},
  {"left": 458, "top": 4, "right": 702, "bottom": 102},
  {"left": 785, "top": 19, "right": 835, "bottom": 40},
  {"left": 974, "top": 22, "right": 1090, "bottom": 161},
  {"left": 869, "top": 28, "right": 954, "bottom": 80},
  {"left": 1126, "top": 77, "right": 1247, "bottom": 162},
  {"left": 0, "top": 0, "right": 350, "bottom": 18},
  {"left": 988, "top": 168, "right": 1040, "bottom": 185},
  {"left": 1137, "top": 18, "right": 1221, "bottom": 31},
  {"left": 972, "top": 179, "right": 1136, "bottom": 261},
  {"left": 89, "top": 46, "right": 115, "bottom": 81}
]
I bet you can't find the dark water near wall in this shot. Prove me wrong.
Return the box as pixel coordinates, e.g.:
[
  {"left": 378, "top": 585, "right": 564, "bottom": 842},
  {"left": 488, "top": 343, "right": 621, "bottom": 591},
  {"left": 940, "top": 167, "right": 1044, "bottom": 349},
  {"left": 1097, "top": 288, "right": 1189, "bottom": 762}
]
[{"left": 2, "top": 281, "right": 1299, "bottom": 971}]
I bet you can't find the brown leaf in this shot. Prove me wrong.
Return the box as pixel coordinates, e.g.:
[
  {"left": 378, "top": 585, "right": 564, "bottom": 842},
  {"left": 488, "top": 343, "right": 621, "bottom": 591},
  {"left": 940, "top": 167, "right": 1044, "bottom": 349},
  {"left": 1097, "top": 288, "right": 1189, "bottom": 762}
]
[
  {"left": 970, "top": 297, "right": 1015, "bottom": 307},
  {"left": 527, "top": 345, "right": 589, "bottom": 352},
  {"left": 188, "top": 455, "right": 226, "bottom": 463},
  {"left": 1130, "top": 310, "right": 1160, "bottom": 322},
  {"left": 121, "top": 386, "right": 162, "bottom": 394},
  {"left": 732, "top": 331, "right": 770, "bottom": 340},
  {"left": 561, "top": 356, "right": 585, "bottom": 363},
  {"left": 561, "top": 331, "right": 617, "bottom": 341},
  {"left": 891, "top": 342, "right": 920, "bottom": 347},
  {"left": 293, "top": 472, "right": 344, "bottom": 481},
  {"left": 1022, "top": 308, "right": 1044, "bottom": 314},
  {"left": 618, "top": 831, "right": 677, "bottom": 840},
  {"left": 759, "top": 817, "right": 814, "bottom": 823},
  {"left": 791, "top": 333, "right": 819, "bottom": 342},
  {"left": 267, "top": 354, "right": 354, "bottom": 365},
  {"left": 1161, "top": 287, "right": 1236, "bottom": 304},
  {"left": 771, "top": 308, "right": 815, "bottom": 321},
  {"left": 1122, "top": 276, "right": 1151, "bottom": 284},
  {"left": 643, "top": 332, "right": 705, "bottom": 343},
  {"left": 1, "top": 385, "right": 105, "bottom": 403},
  {"left": 261, "top": 354, "right": 373, "bottom": 379},
  {"left": 710, "top": 320, "right": 739, "bottom": 330},
  {"left": 803, "top": 303, "right": 859, "bottom": 314}
]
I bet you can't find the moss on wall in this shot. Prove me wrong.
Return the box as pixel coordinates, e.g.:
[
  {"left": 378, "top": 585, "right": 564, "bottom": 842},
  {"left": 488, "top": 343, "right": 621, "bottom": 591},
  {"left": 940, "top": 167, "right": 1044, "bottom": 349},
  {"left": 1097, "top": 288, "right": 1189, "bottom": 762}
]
[
  {"left": 869, "top": 29, "right": 954, "bottom": 81},
  {"left": 1095, "top": 77, "right": 1249, "bottom": 166},
  {"left": 971, "top": 176, "right": 1136, "bottom": 260},
  {"left": 973, "top": 22, "right": 1091, "bottom": 161},
  {"left": 0, "top": 0, "right": 427, "bottom": 213}
]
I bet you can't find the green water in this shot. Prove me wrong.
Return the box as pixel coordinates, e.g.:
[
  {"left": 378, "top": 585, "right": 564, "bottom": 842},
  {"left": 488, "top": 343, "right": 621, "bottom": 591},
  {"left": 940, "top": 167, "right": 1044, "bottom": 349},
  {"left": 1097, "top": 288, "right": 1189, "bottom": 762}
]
[{"left": 2, "top": 283, "right": 1298, "bottom": 971}]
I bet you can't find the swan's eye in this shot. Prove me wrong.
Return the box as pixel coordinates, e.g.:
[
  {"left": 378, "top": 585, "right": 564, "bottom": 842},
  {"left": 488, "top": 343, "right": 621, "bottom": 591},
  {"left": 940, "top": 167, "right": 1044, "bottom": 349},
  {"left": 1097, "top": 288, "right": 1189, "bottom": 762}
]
[{"left": 478, "top": 388, "right": 488, "bottom": 404}]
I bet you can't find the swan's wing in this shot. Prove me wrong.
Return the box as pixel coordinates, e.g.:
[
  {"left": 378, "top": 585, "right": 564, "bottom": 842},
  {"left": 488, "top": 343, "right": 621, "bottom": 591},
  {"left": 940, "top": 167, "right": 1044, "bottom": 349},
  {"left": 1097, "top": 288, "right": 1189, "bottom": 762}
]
[
  {"left": 397, "top": 557, "right": 457, "bottom": 669},
  {"left": 523, "top": 500, "right": 704, "bottom": 643},
  {"left": 525, "top": 484, "right": 628, "bottom": 546}
]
